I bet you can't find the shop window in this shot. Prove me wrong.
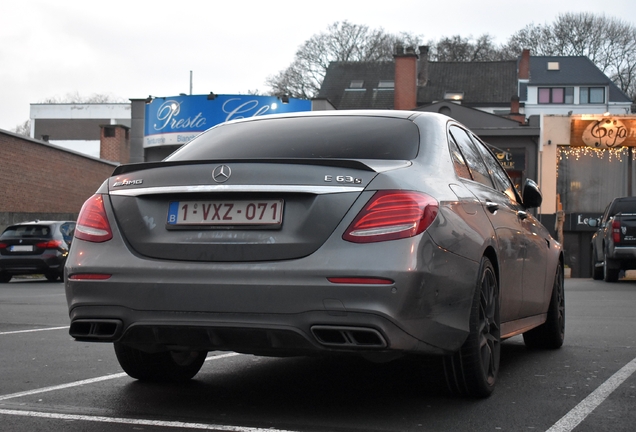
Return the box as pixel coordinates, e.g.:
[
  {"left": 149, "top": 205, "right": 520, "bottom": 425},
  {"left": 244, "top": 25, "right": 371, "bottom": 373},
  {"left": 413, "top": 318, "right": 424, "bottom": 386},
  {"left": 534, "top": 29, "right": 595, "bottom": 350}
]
[{"left": 558, "top": 147, "right": 631, "bottom": 213}]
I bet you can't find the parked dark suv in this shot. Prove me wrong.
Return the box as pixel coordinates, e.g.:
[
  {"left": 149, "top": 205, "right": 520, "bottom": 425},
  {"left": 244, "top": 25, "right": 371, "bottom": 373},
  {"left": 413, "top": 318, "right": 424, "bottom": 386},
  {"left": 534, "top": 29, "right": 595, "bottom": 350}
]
[{"left": 0, "top": 221, "right": 75, "bottom": 282}]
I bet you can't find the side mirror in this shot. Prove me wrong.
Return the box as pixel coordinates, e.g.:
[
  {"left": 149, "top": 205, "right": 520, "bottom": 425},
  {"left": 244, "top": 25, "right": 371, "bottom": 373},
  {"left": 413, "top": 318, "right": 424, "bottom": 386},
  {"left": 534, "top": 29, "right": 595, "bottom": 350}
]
[{"left": 522, "top": 179, "right": 542, "bottom": 209}]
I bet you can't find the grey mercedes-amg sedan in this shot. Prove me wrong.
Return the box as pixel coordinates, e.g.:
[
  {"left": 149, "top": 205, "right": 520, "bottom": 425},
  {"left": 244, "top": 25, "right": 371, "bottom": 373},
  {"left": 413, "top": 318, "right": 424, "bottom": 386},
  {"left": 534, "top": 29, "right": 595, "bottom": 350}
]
[{"left": 65, "top": 110, "right": 564, "bottom": 397}]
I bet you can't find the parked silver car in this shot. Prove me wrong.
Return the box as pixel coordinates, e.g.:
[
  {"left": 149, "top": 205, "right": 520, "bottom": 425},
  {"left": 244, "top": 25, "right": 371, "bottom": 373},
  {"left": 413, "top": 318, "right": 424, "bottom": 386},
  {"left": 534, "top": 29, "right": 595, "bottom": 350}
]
[{"left": 65, "top": 110, "right": 564, "bottom": 397}]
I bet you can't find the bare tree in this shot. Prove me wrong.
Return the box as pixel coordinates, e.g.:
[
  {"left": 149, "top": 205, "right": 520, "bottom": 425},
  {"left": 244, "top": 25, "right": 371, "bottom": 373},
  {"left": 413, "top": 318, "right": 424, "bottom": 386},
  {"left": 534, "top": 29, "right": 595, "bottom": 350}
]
[
  {"left": 12, "top": 119, "right": 31, "bottom": 137},
  {"left": 40, "top": 91, "right": 127, "bottom": 104},
  {"left": 429, "top": 34, "right": 513, "bottom": 62},
  {"left": 504, "top": 13, "right": 636, "bottom": 99},
  {"left": 266, "top": 21, "right": 421, "bottom": 99}
]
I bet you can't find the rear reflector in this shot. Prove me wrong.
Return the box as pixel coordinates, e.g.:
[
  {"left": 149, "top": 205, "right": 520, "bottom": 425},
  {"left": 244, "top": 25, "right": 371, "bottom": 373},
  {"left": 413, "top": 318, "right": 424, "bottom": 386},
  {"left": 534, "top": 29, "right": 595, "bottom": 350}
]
[
  {"left": 74, "top": 194, "right": 113, "bottom": 243},
  {"left": 68, "top": 274, "right": 112, "bottom": 280},
  {"left": 343, "top": 191, "right": 438, "bottom": 243}
]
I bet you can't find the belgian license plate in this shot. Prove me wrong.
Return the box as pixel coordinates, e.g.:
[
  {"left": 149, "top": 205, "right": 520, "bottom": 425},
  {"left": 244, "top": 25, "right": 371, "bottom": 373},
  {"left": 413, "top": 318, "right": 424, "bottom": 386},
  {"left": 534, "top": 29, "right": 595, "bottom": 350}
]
[
  {"left": 10, "top": 245, "right": 33, "bottom": 252},
  {"left": 167, "top": 200, "right": 284, "bottom": 226}
]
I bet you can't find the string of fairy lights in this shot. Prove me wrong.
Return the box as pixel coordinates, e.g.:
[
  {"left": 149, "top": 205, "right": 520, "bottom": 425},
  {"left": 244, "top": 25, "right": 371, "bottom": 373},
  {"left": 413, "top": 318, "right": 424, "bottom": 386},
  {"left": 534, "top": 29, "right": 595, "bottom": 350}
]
[{"left": 557, "top": 145, "right": 635, "bottom": 163}]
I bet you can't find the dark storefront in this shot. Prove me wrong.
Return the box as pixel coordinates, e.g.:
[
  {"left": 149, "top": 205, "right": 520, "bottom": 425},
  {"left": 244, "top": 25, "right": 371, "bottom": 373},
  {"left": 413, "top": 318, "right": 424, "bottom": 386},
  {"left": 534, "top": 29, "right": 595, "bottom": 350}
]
[{"left": 557, "top": 117, "right": 636, "bottom": 277}]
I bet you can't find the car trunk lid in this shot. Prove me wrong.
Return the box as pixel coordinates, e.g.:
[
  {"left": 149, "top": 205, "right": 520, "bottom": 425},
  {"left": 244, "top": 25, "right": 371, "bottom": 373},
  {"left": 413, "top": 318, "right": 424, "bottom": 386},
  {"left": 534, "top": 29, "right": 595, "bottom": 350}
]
[{"left": 108, "top": 159, "right": 404, "bottom": 262}]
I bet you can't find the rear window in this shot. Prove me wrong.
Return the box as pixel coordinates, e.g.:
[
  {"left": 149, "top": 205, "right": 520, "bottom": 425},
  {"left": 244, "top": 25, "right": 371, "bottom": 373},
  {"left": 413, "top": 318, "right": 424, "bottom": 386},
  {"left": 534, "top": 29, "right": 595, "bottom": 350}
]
[
  {"left": 1, "top": 225, "right": 53, "bottom": 239},
  {"left": 610, "top": 200, "right": 636, "bottom": 216},
  {"left": 166, "top": 116, "right": 420, "bottom": 161}
]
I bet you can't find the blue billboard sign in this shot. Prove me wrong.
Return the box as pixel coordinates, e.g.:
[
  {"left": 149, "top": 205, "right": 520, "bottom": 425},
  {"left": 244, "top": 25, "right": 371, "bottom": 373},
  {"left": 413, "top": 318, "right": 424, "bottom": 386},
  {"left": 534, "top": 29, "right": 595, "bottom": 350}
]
[{"left": 143, "top": 94, "right": 311, "bottom": 148}]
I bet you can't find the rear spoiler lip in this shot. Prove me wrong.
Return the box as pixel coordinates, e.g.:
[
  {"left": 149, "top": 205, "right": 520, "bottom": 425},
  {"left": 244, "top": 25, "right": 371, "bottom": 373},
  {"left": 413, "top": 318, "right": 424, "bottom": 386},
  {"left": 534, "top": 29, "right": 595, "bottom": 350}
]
[
  {"left": 111, "top": 158, "right": 411, "bottom": 176},
  {"left": 110, "top": 184, "right": 365, "bottom": 197}
]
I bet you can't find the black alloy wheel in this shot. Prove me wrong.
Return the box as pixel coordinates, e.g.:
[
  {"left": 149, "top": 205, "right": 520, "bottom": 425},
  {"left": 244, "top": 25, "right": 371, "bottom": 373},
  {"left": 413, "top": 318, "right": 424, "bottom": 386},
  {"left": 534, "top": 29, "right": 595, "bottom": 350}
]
[
  {"left": 523, "top": 262, "right": 565, "bottom": 349},
  {"left": 444, "top": 256, "right": 500, "bottom": 398}
]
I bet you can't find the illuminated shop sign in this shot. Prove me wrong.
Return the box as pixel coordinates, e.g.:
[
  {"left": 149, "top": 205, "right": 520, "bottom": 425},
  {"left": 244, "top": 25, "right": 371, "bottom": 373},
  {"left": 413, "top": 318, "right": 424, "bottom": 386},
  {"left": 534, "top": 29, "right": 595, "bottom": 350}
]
[
  {"left": 570, "top": 118, "right": 636, "bottom": 148},
  {"left": 143, "top": 94, "right": 311, "bottom": 147},
  {"left": 492, "top": 148, "right": 525, "bottom": 171}
]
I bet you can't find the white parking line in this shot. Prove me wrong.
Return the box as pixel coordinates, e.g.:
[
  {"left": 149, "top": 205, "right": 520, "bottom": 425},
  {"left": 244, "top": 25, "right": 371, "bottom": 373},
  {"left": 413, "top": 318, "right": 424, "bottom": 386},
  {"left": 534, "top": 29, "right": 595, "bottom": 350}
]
[
  {"left": 5, "top": 350, "right": 632, "bottom": 432},
  {"left": 0, "top": 326, "right": 69, "bottom": 335},
  {"left": 0, "top": 352, "right": 240, "bottom": 401},
  {"left": 547, "top": 356, "right": 636, "bottom": 432},
  {"left": 0, "top": 352, "right": 300, "bottom": 431},
  {"left": 0, "top": 409, "right": 297, "bottom": 432},
  {"left": 0, "top": 373, "right": 128, "bottom": 401}
]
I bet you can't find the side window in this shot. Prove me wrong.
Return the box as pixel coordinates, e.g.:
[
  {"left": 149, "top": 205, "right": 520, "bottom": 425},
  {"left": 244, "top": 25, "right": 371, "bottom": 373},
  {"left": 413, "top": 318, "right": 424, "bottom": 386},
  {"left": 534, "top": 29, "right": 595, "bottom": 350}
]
[
  {"left": 448, "top": 135, "right": 472, "bottom": 180},
  {"left": 600, "top": 205, "right": 611, "bottom": 226},
  {"left": 449, "top": 126, "right": 493, "bottom": 188},
  {"left": 471, "top": 134, "right": 520, "bottom": 203}
]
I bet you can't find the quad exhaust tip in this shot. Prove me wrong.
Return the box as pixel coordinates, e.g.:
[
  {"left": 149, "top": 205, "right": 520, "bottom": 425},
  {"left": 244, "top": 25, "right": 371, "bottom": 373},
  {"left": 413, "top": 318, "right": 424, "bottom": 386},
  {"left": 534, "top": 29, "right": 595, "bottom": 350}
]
[
  {"left": 311, "top": 325, "right": 387, "bottom": 348},
  {"left": 69, "top": 319, "right": 122, "bottom": 341}
]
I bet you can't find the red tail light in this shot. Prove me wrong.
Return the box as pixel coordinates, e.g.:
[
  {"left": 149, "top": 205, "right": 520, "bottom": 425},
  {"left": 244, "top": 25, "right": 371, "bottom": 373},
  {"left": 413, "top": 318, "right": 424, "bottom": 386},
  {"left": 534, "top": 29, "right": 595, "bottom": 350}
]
[
  {"left": 612, "top": 219, "right": 621, "bottom": 244},
  {"left": 0, "top": 242, "right": 7, "bottom": 249},
  {"left": 36, "top": 240, "right": 63, "bottom": 249},
  {"left": 343, "top": 191, "right": 439, "bottom": 243},
  {"left": 75, "top": 194, "right": 113, "bottom": 243}
]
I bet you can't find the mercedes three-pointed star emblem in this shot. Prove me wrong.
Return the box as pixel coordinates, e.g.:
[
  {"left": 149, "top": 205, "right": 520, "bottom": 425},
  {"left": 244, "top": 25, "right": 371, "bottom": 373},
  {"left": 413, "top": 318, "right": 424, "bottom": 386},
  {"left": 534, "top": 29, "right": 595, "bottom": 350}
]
[{"left": 212, "top": 165, "right": 231, "bottom": 183}]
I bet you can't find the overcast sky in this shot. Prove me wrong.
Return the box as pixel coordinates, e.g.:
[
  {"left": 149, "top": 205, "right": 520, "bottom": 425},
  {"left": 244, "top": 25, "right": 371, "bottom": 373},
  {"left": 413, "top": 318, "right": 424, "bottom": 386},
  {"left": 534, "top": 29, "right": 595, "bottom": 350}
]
[{"left": 1, "top": 0, "right": 635, "bottom": 131}]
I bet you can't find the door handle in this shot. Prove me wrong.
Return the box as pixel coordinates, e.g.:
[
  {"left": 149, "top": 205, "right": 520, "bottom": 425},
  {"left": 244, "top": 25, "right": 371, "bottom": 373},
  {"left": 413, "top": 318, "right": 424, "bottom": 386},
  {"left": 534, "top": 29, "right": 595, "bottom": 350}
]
[{"left": 485, "top": 201, "right": 499, "bottom": 213}]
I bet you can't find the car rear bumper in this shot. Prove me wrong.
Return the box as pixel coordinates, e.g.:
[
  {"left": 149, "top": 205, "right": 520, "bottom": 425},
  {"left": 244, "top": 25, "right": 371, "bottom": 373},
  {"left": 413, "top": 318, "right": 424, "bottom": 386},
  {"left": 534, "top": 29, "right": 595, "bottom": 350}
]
[
  {"left": 0, "top": 255, "right": 65, "bottom": 275},
  {"left": 607, "top": 246, "right": 636, "bottom": 270},
  {"left": 65, "top": 232, "right": 479, "bottom": 357},
  {"left": 67, "top": 306, "right": 467, "bottom": 357}
]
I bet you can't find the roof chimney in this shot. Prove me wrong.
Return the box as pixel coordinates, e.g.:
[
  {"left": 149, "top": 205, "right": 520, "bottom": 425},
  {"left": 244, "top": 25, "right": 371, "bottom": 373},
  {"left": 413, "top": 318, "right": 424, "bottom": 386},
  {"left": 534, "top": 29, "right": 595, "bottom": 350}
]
[
  {"left": 417, "top": 45, "right": 429, "bottom": 87},
  {"left": 394, "top": 45, "right": 418, "bottom": 110},
  {"left": 100, "top": 124, "right": 130, "bottom": 163},
  {"left": 507, "top": 96, "right": 526, "bottom": 124},
  {"left": 519, "top": 49, "right": 530, "bottom": 80}
]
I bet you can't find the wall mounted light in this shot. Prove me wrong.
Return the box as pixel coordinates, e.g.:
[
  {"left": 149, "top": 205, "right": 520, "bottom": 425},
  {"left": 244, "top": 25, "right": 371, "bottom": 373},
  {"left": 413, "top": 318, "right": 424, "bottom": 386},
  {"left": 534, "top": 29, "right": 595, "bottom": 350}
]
[
  {"left": 207, "top": 92, "right": 217, "bottom": 100},
  {"left": 443, "top": 91, "right": 464, "bottom": 101}
]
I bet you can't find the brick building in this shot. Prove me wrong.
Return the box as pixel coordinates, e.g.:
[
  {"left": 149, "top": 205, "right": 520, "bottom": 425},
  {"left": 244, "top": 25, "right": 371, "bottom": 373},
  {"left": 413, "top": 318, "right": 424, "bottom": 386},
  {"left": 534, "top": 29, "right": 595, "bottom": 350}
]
[{"left": 0, "top": 128, "right": 120, "bottom": 230}]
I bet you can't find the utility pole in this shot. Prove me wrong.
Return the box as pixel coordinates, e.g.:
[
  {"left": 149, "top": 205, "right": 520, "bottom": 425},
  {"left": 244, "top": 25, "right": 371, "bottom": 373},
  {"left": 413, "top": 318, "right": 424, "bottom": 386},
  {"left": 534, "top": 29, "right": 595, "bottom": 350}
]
[{"left": 629, "top": 147, "right": 633, "bottom": 196}]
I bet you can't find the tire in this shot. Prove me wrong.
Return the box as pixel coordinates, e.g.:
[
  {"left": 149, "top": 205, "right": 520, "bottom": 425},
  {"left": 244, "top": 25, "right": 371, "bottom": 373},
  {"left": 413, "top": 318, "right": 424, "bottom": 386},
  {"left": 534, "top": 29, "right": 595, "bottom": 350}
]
[
  {"left": 0, "top": 273, "right": 11, "bottom": 283},
  {"left": 443, "top": 256, "right": 500, "bottom": 398},
  {"left": 523, "top": 263, "right": 565, "bottom": 349},
  {"left": 591, "top": 247, "right": 603, "bottom": 280},
  {"left": 114, "top": 342, "right": 207, "bottom": 382},
  {"left": 603, "top": 257, "right": 619, "bottom": 282},
  {"left": 45, "top": 273, "right": 61, "bottom": 282}
]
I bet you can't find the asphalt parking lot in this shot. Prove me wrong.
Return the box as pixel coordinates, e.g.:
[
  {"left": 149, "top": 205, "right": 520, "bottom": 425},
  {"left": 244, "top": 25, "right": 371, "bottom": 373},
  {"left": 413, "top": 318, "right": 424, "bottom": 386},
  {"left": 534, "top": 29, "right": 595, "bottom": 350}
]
[{"left": 1, "top": 276, "right": 635, "bottom": 432}]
